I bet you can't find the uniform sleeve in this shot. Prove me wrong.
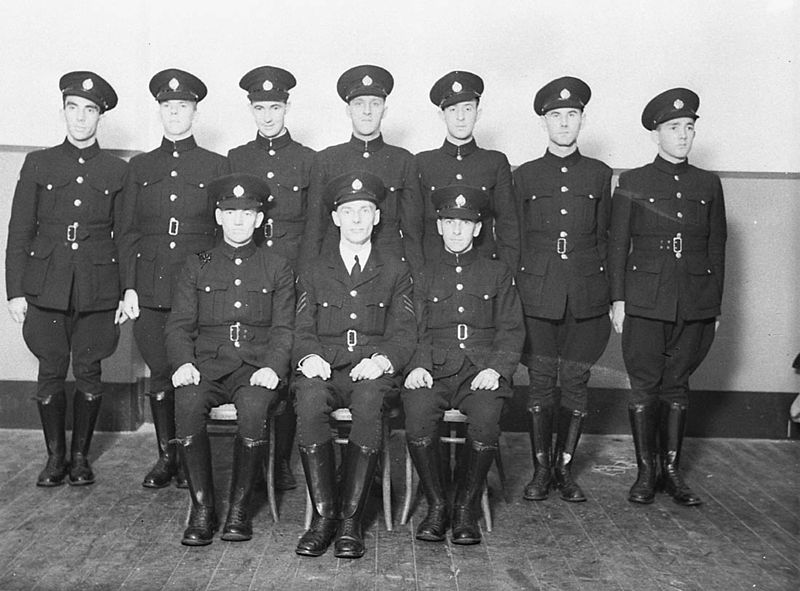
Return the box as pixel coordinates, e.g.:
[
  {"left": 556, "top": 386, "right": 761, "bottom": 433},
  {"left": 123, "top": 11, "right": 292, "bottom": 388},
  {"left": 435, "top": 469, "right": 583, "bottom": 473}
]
[
  {"left": 259, "top": 258, "right": 295, "bottom": 378},
  {"left": 297, "top": 155, "right": 328, "bottom": 273},
  {"left": 484, "top": 264, "right": 524, "bottom": 380},
  {"left": 596, "top": 167, "right": 614, "bottom": 266},
  {"left": 117, "top": 161, "right": 142, "bottom": 291},
  {"left": 5, "top": 154, "right": 39, "bottom": 300},
  {"left": 707, "top": 175, "right": 727, "bottom": 298},
  {"left": 492, "top": 155, "right": 520, "bottom": 271},
  {"left": 292, "top": 271, "right": 322, "bottom": 366},
  {"left": 406, "top": 274, "right": 431, "bottom": 374},
  {"left": 608, "top": 175, "right": 634, "bottom": 302},
  {"left": 398, "top": 157, "right": 425, "bottom": 275},
  {"left": 164, "top": 256, "right": 200, "bottom": 369},
  {"left": 372, "top": 264, "right": 417, "bottom": 373}
]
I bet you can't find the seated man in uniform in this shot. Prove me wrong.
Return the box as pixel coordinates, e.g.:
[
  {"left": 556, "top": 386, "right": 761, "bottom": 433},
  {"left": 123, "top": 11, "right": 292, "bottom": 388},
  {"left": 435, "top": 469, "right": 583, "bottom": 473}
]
[
  {"left": 403, "top": 186, "right": 524, "bottom": 545},
  {"left": 293, "top": 171, "right": 415, "bottom": 559},
  {"left": 165, "top": 173, "right": 295, "bottom": 546}
]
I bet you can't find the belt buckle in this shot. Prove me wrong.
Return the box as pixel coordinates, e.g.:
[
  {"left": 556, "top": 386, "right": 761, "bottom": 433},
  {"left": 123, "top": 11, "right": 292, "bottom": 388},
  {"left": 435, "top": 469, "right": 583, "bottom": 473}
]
[
  {"left": 457, "top": 323, "right": 468, "bottom": 341},
  {"left": 346, "top": 329, "right": 357, "bottom": 350},
  {"left": 556, "top": 237, "right": 567, "bottom": 254},
  {"left": 229, "top": 322, "right": 241, "bottom": 347},
  {"left": 673, "top": 235, "right": 683, "bottom": 255},
  {"left": 263, "top": 220, "right": 273, "bottom": 239},
  {"left": 66, "top": 222, "right": 78, "bottom": 242},
  {"left": 168, "top": 217, "right": 179, "bottom": 236}
]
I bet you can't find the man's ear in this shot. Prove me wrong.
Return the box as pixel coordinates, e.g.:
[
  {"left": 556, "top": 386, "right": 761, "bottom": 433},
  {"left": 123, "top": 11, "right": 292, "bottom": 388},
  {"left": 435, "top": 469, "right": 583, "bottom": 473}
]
[
  {"left": 472, "top": 220, "right": 482, "bottom": 237},
  {"left": 255, "top": 211, "right": 265, "bottom": 227},
  {"left": 373, "top": 208, "right": 381, "bottom": 226},
  {"left": 215, "top": 208, "right": 224, "bottom": 225},
  {"left": 436, "top": 218, "right": 444, "bottom": 236},
  {"left": 331, "top": 209, "right": 341, "bottom": 228}
]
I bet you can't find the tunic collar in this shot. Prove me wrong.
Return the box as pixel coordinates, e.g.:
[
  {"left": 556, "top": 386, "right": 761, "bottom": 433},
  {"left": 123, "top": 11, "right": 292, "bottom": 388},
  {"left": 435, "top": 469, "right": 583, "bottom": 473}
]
[
  {"left": 255, "top": 129, "right": 293, "bottom": 152},
  {"left": 543, "top": 148, "right": 582, "bottom": 167},
  {"left": 160, "top": 135, "right": 197, "bottom": 155},
  {"left": 653, "top": 155, "right": 690, "bottom": 175},
  {"left": 220, "top": 240, "right": 257, "bottom": 260},
  {"left": 61, "top": 137, "right": 101, "bottom": 161},
  {"left": 440, "top": 246, "right": 478, "bottom": 267},
  {"left": 442, "top": 138, "right": 478, "bottom": 159},
  {"left": 348, "top": 134, "right": 385, "bottom": 155}
]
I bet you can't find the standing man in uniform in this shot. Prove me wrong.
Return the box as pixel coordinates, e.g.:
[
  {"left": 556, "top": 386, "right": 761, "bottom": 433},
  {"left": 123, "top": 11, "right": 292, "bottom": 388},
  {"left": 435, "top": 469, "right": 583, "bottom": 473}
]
[
  {"left": 119, "top": 68, "right": 228, "bottom": 489},
  {"left": 609, "top": 88, "right": 726, "bottom": 506},
  {"left": 417, "top": 71, "right": 519, "bottom": 269},
  {"left": 514, "top": 77, "right": 612, "bottom": 503},
  {"left": 403, "top": 185, "right": 523, "bottom": 545},
  {"left": 300, "top": 65, "right": 424, "bottom": 277},
  {"left": 228, "top": 65, "right": 315, "bottom": 491},
  {"left": 5, "top": 71, "right": 127, "bottom": 486},
  {"left": 293, "top": 171, "right": 415, "bottom": 559},
  {"left": 165, "top": 173, "right": 295, "bottom": 545}
]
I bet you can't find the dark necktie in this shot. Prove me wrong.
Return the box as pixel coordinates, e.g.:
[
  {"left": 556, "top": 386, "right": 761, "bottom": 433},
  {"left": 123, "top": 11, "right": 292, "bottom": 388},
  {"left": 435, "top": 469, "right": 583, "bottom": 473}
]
[{"left": 350, "top": 254, "right": 362, "bottom": 282}]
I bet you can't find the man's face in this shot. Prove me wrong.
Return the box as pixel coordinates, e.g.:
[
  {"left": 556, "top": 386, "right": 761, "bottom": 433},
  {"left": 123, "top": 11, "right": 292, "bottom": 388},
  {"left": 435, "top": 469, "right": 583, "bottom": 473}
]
[
  {"left": 346, "top": 95, "right": 386, "bottom": 139},
  {"left": 63, "top": 95, "right": 101, "bottom": 144},
  {"left": 215, "top": 207, "right": 264, "bottom": 247},
  {"left": 437, "top": 217, "right": 481, "bottom": 254},
  {"left": 652, "top": 117, "right": 695, "bottom": 162},
  {"left": 440, "top": 99, "right": 480, "bottom": 142},
  {"left": 541, "top": 107, "right": 584, "bottom": 149},
  {"left": 159, "top": 99, "right": 197, "bottom": 138},
  {"left": 332, "top": 199, "right": 380, "bottom": 246},
  {"left": 250, "top": 100, "right": 288, "bottom": 139}
]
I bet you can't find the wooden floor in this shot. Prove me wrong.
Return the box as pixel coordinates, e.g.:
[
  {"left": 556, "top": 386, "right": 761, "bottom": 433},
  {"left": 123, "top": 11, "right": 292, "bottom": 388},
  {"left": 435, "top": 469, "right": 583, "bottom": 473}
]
[{"left": 0, "top": 427, "right": 796, "bottom": 591}]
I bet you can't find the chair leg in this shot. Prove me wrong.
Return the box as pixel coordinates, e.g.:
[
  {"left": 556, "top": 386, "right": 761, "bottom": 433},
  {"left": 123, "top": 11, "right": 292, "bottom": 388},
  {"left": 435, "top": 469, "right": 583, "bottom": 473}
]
[
  {"left": 266, "top": 416, "right": 278, "bottom": 522},
  {"left": 400, "top": 441, "right": 415, "bottom": 525},
  {"left": 382, "top": 420, "right": 393, "bottom": 531}
]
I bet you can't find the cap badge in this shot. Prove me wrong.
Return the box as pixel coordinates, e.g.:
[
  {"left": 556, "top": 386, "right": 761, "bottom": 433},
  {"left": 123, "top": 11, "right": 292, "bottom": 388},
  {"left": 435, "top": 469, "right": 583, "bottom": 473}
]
[
  {"left": 674, "top": 99, "right": 684, "bottom": 110},
  {"left": 82, "top": 78, "right": 94, "bottom": 91},
  {"left": 352, "top": 178, "right": 363, "bottom": 191},
  {"left": 455, "top": 194, "right": 466, "bottom": 208},
  {"left": 262, "top": 79, "right": 274, "bottom": 91},
  {"left": 362, "top": 75, "right": 373, "bottom": 86},
  {"left": 233, "top": 185, "right": 245, "bottom": 198},
  {"left": 452, "top": 81, "right": 463, "bottom": 93},
  {"left": 168, "top": 77, "right": 180, "bottom": 91},
  {"left": 560, "top": 88, "right": 571, "bottom": 100}
]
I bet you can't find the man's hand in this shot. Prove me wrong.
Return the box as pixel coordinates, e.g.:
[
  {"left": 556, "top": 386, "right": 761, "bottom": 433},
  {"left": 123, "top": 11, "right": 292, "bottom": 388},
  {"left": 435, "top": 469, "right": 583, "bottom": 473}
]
[
  {"left": 114, "top": 300, "right": 127, "bottom": 325},
  {"left": 172, "top": 363, "right": 200, "bottom": 388},
  {"left": 350, "top": 357, "right": 384, "bottom": 381},
  {"left": 122, "top": 289, "right": 140, "bottom": 321},
  {"left": 250, "top": 367, "right": 280, "bottom": 390},
  {"left": 7, "top": 297, "right": 27, "bottom": 324},
  {"left": 404, "top": 367, "right": 433, "bottom": 390},
  {"left": 470, "top": 368, "right": 500, "bottom": 391},
  {"left": 611, "top": 301, "right": 626, "bottom": 334},
  {"left": 300, "top": 354, "right": 331, "bottom": 380}
]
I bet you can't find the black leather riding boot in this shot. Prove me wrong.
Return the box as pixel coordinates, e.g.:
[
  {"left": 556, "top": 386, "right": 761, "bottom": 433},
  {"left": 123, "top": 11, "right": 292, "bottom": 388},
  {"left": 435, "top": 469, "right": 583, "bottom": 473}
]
[
  {"left": 177, "top": 433, "right": 218, "bottom": 546},
  {"left": 523, "top": 403, "right": 554, "bottom": 501},
  {"left": 553, "top": 407, "right": 587, "bottom": 502},
  {"left": 334, "top": 442, "right": 380, "bottom": 559},
  {"left": 142, "top": 391, "right": 179, "bottom": 488},
  {"left": 69, "top": 390, "right": 101, "bottom": 486},
  {"left": 36, "top": 391, "right": 68, "bottom": 487},
  {"left": 451, "top": 440, "right": 496, "bottom": 545},
  {"left": 408, "top": 436, "right": 449, "bottom": 542},
  {"left": 628, "top": 402, "right": 658, "bottom": 504},
  {"left": 222, "top": 436, "right": 268, "bottom": 541},
  {"left": 296, "top": 441, "right": 339, "bottom": 557},
  {"left": 274, "top": 407, "right": 297, "bottom": 490},
  {"left": 659, "top": 401, "right": 702, "bottom": 506}
]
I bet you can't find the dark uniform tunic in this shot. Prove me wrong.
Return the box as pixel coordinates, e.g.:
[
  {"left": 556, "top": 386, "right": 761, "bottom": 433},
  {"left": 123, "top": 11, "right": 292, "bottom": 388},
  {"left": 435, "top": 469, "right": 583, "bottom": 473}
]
[
  {"left": 119, "top": 136, "right": 228, "bottom": 391},
  {"left": 5, "top": 139, "right": 127, "bottom": 400},
  {"left": 514, "top": 149, "right": 612, "bottom": 411},
  {"left": 416, "top": 139, "right": 519, "bottom": 269},
  {"left": 608, "top": 155, "right": 726, "bottom": 404},
  {"left": 165, "top": 241, "right": 295, "bottom": 438},
  {"left": 300, "top": 136, "right": 424, "bottom": 274},
  {"left": 403, "top": 248, "right": 523, "bottom": 444},
  {"left": 293, "top": 247, "right": 416, "bottom": 449},
  {"left": 227, "top": 131, "right": 314, "bottom": 264}
]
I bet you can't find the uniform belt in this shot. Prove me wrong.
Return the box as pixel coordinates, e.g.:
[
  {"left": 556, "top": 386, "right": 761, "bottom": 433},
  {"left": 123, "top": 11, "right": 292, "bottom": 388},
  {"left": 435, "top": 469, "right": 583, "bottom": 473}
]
[
  {"left": 632, "top": 235, "right": 707, "bottom": 257},
  {"left": 319, "top": 331, "right": 379, "bottom": 352},
  {"left": 263, "top": 218, "right": 306, "bottom": 238},
  {"left": 199, "top": 322, "right": 270, "bottom": 348},
  {"left": 139, "top": 219, "right": 215, "bottom": 237},
  {"left": 528, "top": 235, "right": 596, "bottom": 258},
  {"left": 37, "top": 221, "right": 113, "bottom": 242},
  {"left": 427, "top": 325, "right": 495, "bottom": 347}
]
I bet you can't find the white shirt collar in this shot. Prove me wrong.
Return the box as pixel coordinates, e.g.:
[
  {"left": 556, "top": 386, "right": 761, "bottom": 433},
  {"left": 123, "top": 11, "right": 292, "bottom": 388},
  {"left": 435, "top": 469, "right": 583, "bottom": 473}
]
[{"left": 339, "top": 241, "right": 371, "bottom": 273}]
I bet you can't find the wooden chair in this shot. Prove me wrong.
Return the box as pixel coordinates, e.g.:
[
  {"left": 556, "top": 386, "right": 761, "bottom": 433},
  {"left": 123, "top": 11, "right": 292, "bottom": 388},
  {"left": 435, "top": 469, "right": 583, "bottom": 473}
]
[
  {"left": 304, "top": 408, "right": 394, "bottom": 531},
  {"left": 208, "top": 402, "right": 281, "bottom": 523},
  {"left": 400, "top": 408, "right": 506, "bottom": 532}
]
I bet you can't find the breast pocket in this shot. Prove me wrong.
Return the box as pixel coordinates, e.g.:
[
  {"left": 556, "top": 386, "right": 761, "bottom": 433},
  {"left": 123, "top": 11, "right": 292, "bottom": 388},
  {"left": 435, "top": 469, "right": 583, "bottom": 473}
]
[
  {"left": 246, "top": 284, "right": 275, "bottom": 323},
  {"left": 363, "top": 291, "right": 391, "bottom": 332},
  {"left": 424, "top": 291, "right": 454, "bottom": 329},
  {"left": 382, "top": 179, "right": 405, "bottom": 223},
  {"left": 34, "top": 172, "right": 71, "bottom": 216},
  {"left": 314, "top": 293, "right": 343, "bottom": 336},
  {"left": 177, "top": 175, "right": 213, "bottom": 217},
  {"left": 625, "top": 257, "right": 664, "bottom": 309},
  {"left": 87, "top": 176, "right": 121, "bottom": 218},
  {"left": 683, "top": 192, "right": 713, "bottom": 227},
  {"left": 573, "top": 191, "right": 600, "bottom": 232},
  {"left": 463, "top": 284, "right": 498, "bottom": 328},
  {"left": 632, "top": 192, "right": 672, "bottom": 232},
  {"left": 270, "top": 180, "right": 309, "bottom": 219},
  {"left": 197, "top": 279, "right": 228, "bottom": 319},
  {"left": 523, "top": 193, "right": 554, "bottom": 230}
]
